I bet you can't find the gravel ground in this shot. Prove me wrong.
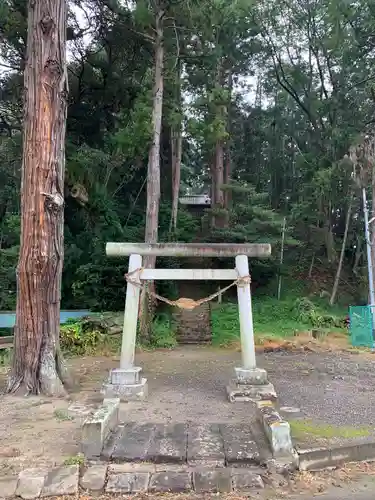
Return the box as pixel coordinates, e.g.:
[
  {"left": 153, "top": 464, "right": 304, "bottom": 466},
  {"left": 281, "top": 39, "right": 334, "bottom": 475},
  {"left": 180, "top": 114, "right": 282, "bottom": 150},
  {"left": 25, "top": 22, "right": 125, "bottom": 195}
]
[
  {"left": 2, "top": 345, "right": 375, "bottom": 475},
  {"left": 261, "top": 350, "right": 375, "bottom": 428},
  {"left": 129, "top": 346, "right": 375, "bottom": 430},
  {"left": 124, "top": 346, "right": 258, "bottom": 423}
]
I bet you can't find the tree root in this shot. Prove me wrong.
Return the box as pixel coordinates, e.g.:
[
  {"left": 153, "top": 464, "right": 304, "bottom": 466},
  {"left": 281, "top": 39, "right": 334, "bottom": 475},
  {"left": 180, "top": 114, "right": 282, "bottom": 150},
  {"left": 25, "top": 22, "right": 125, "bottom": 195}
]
[{"left": 7, "top": 346, "right": 70, "bottom": 398}]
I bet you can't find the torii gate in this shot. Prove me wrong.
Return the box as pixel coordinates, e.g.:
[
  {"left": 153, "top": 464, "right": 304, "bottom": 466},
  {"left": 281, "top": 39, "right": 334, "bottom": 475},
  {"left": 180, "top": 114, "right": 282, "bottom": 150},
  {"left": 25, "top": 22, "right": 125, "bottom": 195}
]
[{"left": 102, "top": 242, "right": 275, "bottom": 403}]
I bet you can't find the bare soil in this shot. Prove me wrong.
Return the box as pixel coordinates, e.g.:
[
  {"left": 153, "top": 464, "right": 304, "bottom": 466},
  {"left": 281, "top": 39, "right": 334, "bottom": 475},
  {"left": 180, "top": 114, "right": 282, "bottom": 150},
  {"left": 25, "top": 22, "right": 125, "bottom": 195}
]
[{"left": 0, "top": 356, "right": 110, "bottom": 475}]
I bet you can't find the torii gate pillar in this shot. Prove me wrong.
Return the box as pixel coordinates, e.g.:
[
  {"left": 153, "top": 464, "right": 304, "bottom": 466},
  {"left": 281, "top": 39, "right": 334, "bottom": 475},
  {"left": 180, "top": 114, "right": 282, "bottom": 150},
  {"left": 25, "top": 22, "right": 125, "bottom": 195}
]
[{"left": 103, "top": 243, "right": 276, "bottom": 403}]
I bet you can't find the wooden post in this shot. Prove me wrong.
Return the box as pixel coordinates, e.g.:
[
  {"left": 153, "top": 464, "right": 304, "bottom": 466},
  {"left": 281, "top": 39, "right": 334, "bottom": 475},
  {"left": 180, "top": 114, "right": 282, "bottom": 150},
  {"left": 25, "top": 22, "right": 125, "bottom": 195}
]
[
  {"left": 121, "top": 254, "right": 142, "bottom": 369},
  {"left": 235, "top": 254, "right": 256, "bottom": 370}
]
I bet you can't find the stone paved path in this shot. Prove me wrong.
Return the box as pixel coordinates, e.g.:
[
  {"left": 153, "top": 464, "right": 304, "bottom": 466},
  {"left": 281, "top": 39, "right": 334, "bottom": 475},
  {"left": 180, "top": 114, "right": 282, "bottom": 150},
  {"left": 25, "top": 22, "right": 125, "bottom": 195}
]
[{"left": 102, "top": 421, "right": 272, "bottom": 465}]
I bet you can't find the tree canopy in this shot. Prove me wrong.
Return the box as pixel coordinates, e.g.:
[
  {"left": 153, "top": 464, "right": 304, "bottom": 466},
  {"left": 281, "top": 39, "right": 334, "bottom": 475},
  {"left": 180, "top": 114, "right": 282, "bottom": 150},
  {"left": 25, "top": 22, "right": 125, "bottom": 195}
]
[{"left": 1, "top": 0, "right": 374, "bottom": 311}]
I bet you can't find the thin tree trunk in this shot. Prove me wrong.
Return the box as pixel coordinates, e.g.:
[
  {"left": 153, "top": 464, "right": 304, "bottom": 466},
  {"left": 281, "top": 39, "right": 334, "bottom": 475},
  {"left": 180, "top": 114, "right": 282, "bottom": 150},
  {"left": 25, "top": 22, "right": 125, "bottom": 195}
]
[
  {"left": 7, "top": 0, "right": 69, "bottom": 396},
  {"left": 139, "top": 8, "right": 163, "bottom": 342},
  {"left": 353, "top": 236, "right": 362, "bottom": 275},
  {"left": 213, "top": 138, "right": 225, "bottom": 227},
  {"left": 330, "top": 195, "right": 353, "bottom": 305},
  {"left": 170, "top": 128, "right": 182, "bottom": 232},
  {"left": 223, "top": 69, "right": 233, "bottom": 227},
  {"left": 211, "top": 59, "right": 226, "bottom": 228},
  {"left": 169, "top": 60, "right": 182, "bottom": 233},
  {"left": 371, "top": 158, "right": 375, "bottom": 299},
  {"left": 308, "top": 252, "right": 315, "bottom": 278}
]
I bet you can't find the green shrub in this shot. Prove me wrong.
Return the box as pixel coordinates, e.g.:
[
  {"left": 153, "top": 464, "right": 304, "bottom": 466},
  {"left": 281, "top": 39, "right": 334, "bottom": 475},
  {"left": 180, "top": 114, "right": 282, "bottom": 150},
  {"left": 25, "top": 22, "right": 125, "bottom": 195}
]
[
  {"left": 150, "top": 313, "right": 177, "bottom": 348},
  {"left": 292, "top": 297, "right": 345, "bottom": 328},
  {"left": 60, "top": 319, "right": 105, "bottom": 355}
]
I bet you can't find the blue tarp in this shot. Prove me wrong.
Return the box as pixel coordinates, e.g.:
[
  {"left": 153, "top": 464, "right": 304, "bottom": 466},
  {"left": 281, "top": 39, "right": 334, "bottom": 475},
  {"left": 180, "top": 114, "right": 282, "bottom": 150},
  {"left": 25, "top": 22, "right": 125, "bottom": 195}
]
[{"left": 0, "top": 310, "right": 90, "bottom": 328}]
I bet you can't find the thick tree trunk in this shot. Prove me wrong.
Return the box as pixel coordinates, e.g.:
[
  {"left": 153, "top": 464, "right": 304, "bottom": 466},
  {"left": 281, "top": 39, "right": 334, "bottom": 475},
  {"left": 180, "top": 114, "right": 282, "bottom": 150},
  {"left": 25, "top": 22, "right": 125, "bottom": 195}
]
[
  {"left": 139, "top": 9, "right": 163, "bottom": 342},
  {"left": 330, "top": 196, "right": 352, "bottom": 305},
  {"left": 7, "top": 0, "right": 69, "bottom": 396},
  {"left": 324, "top": 209, "right": 337, "bottom": 263}
]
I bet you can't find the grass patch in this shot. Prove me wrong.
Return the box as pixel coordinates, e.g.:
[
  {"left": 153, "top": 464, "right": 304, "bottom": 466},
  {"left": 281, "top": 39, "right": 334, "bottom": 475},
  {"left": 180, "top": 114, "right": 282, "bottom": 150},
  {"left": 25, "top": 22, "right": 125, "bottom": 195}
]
[
  {"left": 63, "top": 454, "right": 84, "bottom": 466},
  {"left": 290, "top": 419, "right": 371, "bottom": 440},
  {"left": 211, "top": 296, "right": 347, "bottom": 346},
  {"left": 0, "top": 348, "right": 12, "bottom": 367},
  {"left": 54, "top": 409, "right": 74, "bottom": 422}
]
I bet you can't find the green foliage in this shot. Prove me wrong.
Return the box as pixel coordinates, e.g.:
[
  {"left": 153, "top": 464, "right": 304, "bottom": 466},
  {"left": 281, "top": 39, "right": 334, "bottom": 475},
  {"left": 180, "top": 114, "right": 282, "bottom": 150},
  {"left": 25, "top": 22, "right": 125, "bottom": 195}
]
[
  {"left": 0, "top": 348, "right": 12, "bottom": 367},
  {"left": 54, "top": 409, "right": 74, "bottom": 422},
  {"left": 150, "top": 313, "right": 177, "bottom": 348},
  {"left": 292, "top": 298, "right": 345, "bottom": 328},
  {"left": 211, "top": 293, "right": 347, "bottom": 346},
  {"left": 0, "top": 0, "right": 371, "bottom": 319},
  {"left": 60, "top": 320, "right": 105, "bottom": 355},
  {"left": 63, "top": 454, "right": 85, "bottom": 466}
]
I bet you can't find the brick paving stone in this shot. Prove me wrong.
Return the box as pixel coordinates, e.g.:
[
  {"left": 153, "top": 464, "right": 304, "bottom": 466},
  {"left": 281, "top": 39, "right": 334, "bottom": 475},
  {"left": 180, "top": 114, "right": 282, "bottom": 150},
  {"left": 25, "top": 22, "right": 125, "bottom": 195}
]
[
  {"left": 187, "top": 424, "right": 225, "bottom": 467},
  {"left": 220, "top": 424, "right": 260, "bottom": 464},
  {"left": 149, "top": 472, "right": 192, "bottom": 492},
  {"left": 41, "top": 465, "right": 79, "bottom": 497},
  {"left": 112, "top": 422, "right": 155, "bottom": 461},
  {"left": 15, "top": 468, "right": 47, "bottom": 500},
  {"left": 108, "top": 463, "right": 156, "bottom": 473},
  {"left": 80, "top": 465, "right": 108, "bottom": 491},
  {"left": 0, "top": 476, "right": 18, "bottom": 499},
  {"left": 147, "top": 423, "right": 187, "bottom": 463},
  {"left": 105, "top": 472, "right": 149, "bottom": 493},
  {"left": 231, "top": 469, "right": 265, "bottom": 490},
  {"left": 193, "top": 469, "right": 232, "bottom": 493}
]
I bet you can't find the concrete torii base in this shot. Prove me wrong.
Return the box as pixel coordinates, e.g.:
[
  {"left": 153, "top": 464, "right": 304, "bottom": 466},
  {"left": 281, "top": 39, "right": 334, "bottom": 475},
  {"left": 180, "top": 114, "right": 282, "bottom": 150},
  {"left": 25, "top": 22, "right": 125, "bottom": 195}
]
[
  {"left": 226, "top": 367, "right": 277, "bottom": 403},
  {"left": 101, "top": 367, "right": 148, "bottom": 402}
]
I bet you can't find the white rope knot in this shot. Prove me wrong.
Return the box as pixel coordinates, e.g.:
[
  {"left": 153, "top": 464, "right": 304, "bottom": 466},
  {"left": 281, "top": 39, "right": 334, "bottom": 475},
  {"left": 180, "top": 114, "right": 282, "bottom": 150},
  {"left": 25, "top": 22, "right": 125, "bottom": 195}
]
[{"left": 237, "top": 274, "right": 251, "bottom": 287}]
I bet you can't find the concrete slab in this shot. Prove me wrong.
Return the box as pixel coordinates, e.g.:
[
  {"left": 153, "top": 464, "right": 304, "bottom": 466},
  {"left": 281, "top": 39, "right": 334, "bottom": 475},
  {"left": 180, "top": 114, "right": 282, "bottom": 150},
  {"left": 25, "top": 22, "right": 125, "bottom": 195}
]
[{"left": 82, "top": 398, "right": 119, "bottom": 459}]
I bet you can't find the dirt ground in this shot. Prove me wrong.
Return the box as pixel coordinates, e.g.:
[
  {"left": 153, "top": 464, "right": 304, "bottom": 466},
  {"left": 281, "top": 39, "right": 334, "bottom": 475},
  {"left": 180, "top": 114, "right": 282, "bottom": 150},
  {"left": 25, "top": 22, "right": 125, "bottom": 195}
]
[{"left": 1, "top": 345, "right": 375, "bottom": 497}]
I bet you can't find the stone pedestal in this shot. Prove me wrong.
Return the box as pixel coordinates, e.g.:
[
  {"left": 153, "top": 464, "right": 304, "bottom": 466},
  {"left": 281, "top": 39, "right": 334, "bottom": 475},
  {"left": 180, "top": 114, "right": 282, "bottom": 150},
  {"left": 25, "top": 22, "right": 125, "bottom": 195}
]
[
  {"left": 226, "top": 367, "right": 276, "bottom": 403},
  {"left": 101, "top": 367, "right": 148, "bottom": 402}
]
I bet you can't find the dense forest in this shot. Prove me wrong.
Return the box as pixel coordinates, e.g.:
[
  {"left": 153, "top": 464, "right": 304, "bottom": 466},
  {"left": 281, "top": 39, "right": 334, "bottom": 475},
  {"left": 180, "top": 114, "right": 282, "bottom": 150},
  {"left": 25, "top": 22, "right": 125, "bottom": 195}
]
[{"left": 1, "top": 0, "right": 374, "bottom": 312}]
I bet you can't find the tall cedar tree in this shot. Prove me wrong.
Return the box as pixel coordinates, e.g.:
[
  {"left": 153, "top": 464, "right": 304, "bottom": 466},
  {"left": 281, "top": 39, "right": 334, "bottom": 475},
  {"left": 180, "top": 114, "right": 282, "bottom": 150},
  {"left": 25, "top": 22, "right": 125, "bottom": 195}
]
[{"left": 7, "top": 0, "right": 70, "bottom": 396}]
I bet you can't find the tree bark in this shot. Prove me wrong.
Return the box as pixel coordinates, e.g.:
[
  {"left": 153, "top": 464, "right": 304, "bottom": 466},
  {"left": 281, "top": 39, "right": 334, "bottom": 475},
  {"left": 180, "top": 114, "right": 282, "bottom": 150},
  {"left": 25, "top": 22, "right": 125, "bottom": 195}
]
[
  {"left": 139, "top": 7, "right": 163, "bottom": 342},
  {"left": 170, "top": 126, "right": 182, "bottom": 232},
  {"left": 308, "top": 252, "right": 315, "bottom": 278},
  {"left": 7, "top": 0, "right": 69, "bottom": 396},
  {"left": 212, "top": 60, "right": 225, "bottom": 228},
  {"left": 353, "top": 235, "right": 362, "bottom": 275},
  {"left": 213, "top": 138, "right": 225, "bottom": 227},
  {"left": 223, "top": 69, "right": 233, "bottom": 227},
  {"left": 169, "top": 59, "right": 182, "bottom": 233},
  {"left": 330, "top": 195, "right": 353, "bottom": 305},
  {"left": 371, "top": 157, "right": 375, "bottom": 300}
]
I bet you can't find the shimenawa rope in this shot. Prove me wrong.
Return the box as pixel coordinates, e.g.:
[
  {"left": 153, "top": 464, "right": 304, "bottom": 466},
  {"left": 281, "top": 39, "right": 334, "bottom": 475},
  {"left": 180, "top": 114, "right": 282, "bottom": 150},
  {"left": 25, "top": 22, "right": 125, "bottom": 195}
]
[{"left": 124, "top": 267, "right": 251, "bottom": 311}]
